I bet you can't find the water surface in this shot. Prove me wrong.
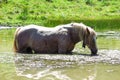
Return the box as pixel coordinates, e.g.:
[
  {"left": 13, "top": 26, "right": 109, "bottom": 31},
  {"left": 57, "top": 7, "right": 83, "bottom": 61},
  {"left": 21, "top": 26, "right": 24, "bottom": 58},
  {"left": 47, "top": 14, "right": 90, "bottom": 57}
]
[{"left": 0, "top": 31, "right": 120, "bottom": 80}]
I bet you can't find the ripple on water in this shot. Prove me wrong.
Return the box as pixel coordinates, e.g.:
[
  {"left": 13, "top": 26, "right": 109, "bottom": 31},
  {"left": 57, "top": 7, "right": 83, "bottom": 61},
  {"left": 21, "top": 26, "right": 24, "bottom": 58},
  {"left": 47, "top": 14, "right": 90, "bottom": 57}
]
[
  {"left": 0, "top": 52, "right": 14, "bottom": 63},
  {"left": 97, "top": 31, "right": 120, "bottom": 39},
  {"left": 14, "top": 50, "right": 120, "bottom": 79},
  {"left": 1, "top": 50, "right": 120, "bottom": 80}
]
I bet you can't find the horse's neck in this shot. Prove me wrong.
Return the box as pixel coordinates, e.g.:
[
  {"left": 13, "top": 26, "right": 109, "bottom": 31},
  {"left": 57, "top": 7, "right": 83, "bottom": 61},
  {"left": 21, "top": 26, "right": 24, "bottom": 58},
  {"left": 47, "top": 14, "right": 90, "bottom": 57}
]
[
  {"left": 79, "top": 27, "right": 86, "bottom": 41},
  {"left": 73, "top": 26, "right": 87, "bottom": 44}
]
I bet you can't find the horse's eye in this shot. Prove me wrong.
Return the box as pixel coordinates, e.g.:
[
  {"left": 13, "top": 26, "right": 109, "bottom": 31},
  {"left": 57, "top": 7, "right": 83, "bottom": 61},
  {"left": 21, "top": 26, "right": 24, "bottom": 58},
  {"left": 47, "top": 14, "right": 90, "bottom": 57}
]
[{"left": 92, "top": 37, "right": 96, "bottom": 43}]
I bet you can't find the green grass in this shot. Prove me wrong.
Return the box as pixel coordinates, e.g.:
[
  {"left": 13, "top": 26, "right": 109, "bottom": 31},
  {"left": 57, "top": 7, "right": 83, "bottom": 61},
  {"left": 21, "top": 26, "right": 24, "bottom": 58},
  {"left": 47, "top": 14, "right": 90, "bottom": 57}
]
[{"left": 0, "top": 0, "right": 120, "bottom": 31}]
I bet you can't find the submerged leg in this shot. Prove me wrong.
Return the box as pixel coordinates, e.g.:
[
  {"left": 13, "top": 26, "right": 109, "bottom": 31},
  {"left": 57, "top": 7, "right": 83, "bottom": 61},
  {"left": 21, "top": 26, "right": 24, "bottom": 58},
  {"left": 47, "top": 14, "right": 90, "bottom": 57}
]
[
  {"left": 16, "top": 46, "right": 32, "bottom": 54},
  {"left": 26, "top": 47, "right": 33, "bottom": 53}
]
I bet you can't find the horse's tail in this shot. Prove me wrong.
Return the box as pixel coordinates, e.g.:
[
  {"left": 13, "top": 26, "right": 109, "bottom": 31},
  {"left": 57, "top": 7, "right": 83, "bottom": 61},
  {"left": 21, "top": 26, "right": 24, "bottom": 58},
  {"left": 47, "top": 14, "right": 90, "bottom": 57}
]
[{"left": 13, "top": 27, "right": 21, "bottom": 53}]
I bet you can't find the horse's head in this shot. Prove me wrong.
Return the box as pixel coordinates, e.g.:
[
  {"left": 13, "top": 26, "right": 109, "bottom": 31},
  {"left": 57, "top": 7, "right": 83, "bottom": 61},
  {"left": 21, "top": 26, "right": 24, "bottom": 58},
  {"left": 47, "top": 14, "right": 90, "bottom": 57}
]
[
  {"left": 70, "top": 22, "right": 98, "bottom": 55},
  {"left": 83, "top": 27, "right": 98, "bottom": 56}
]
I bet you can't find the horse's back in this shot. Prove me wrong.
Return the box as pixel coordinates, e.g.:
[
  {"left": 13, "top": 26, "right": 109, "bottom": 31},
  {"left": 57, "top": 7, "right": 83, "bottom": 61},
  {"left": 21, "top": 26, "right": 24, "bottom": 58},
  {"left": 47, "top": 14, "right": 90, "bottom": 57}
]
[{"left": 14, "top": 24, "right": 71, "bottom": 54}]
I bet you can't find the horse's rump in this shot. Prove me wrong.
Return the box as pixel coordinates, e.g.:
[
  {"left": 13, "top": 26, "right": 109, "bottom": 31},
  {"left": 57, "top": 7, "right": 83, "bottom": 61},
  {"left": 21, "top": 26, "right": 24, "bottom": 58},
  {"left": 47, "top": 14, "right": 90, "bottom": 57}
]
[{"left": 13, "top": 27, "right": 21, "bottom": 52}]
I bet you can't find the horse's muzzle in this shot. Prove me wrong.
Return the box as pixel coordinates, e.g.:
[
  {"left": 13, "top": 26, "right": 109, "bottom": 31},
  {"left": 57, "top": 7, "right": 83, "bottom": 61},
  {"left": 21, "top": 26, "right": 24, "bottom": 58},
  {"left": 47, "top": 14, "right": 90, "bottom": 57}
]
[{"left": 91, "top": 48, "right": 98, "bottom": 56}]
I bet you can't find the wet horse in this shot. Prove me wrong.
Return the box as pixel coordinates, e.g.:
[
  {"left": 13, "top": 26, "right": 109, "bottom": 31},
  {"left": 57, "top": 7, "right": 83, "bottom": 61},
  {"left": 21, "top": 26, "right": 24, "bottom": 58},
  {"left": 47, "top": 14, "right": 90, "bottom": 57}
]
[{"left": 13, "top": 23, "right": 98, "bottom": 55}]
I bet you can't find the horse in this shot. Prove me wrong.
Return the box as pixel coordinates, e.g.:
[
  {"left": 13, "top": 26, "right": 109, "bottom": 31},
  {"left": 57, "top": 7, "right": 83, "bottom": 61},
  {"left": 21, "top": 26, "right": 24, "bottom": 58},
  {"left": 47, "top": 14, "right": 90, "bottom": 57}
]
[{"left": 13, "top": 23, "right": 98, "bottom": 55}]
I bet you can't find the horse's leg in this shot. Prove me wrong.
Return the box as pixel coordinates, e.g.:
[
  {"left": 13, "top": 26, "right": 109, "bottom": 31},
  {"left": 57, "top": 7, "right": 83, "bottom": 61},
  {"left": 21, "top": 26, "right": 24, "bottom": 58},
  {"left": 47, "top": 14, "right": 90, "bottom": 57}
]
[
  {"left": 16, "top": 44, "right": 29, "bottom": 53},
  {"left": 26, "top": 47, "right": 33, "bottom": 53},
  {"left": 16, "top": 37, "right": 28, "bottom": 53},
  {"left": 17, "top": 48, "right": 27, "bottom": 53},
  {"left": 66, "top": 43, "right": 75, "bottom": 54}
]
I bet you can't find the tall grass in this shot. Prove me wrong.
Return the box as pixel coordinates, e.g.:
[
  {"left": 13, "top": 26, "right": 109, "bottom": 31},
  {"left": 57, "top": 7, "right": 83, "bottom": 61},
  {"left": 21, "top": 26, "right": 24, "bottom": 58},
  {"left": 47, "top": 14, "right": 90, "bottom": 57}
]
[{"left": 0, "top": 0, "right": 120, "bottom": 31}]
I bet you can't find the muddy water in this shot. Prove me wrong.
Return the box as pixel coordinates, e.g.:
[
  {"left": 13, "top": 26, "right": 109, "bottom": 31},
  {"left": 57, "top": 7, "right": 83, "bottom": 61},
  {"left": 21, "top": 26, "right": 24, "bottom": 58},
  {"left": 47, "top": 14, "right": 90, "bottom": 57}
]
[{"left": 0, "top": 31, "right": 120, "bottom": 80}]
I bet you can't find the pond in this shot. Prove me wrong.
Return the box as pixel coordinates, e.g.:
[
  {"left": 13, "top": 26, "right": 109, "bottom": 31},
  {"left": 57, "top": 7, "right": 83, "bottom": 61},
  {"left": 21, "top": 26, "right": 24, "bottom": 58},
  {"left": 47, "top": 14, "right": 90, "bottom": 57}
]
[{"left": 0, "top": 29, "right": 120, "bottom": 80}]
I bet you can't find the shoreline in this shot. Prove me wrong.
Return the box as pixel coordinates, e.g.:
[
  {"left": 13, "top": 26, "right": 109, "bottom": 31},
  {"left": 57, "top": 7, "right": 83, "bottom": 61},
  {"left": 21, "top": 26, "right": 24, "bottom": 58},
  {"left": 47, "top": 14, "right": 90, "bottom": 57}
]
[{"left": 0, "top": 26, "right": 16, "bottom": 30}]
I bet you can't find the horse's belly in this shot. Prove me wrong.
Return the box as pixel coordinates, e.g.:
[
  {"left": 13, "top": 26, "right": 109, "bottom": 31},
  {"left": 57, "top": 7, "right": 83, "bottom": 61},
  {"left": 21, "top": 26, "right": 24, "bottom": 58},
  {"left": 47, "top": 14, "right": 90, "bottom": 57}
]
[
  {"left": 37, "top": 44, "right": 58, "bottom": 53},
  {"left": 46, "top": 42, "right": 58, "bottom": 53},
  {"left": 32, "top": 39, "right": 58, "bottom": 53}
]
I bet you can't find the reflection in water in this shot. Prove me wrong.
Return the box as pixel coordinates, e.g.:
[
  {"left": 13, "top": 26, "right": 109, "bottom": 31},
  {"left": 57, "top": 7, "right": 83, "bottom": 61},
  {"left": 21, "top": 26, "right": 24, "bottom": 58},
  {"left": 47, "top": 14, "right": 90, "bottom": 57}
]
[
  {"left": 15, "top": 54, "right": 74, "bottom": 80},
  {"left": 16, "top": 68, "right": 72, "bottom": 80},
  {"left": 97, "top": 31, "right": 120, "bottom": 38},
  {"left": 83, "top": 72, "right": 96, "bottom": 80},
  {"left": 14, "top": 49, "right": 120, "bottom": 80}
]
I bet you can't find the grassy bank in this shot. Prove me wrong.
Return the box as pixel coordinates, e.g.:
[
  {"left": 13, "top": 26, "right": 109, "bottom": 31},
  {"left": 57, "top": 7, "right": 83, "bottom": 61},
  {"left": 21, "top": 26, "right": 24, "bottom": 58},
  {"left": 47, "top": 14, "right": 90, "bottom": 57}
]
[{"left": 0, "top": 0, "right": 120, "bottom": 31}]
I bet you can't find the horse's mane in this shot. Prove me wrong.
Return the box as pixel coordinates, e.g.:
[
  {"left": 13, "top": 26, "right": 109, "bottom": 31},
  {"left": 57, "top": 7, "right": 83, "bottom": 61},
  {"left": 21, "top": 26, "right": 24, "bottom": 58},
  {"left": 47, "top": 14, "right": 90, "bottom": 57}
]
[
  {"left": 70, "top": 22, "right": 97, "bottom": 47},
  {"left": 71, "top": 22, "right": 96, "bottom": 35}
]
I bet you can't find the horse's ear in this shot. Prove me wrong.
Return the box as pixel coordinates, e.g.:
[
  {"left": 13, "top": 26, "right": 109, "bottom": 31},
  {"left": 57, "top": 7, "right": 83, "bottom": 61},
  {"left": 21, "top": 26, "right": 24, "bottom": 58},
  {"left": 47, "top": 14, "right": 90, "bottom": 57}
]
[{"left": 86, "top": 27, "right": 90, "bottom": 36}]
